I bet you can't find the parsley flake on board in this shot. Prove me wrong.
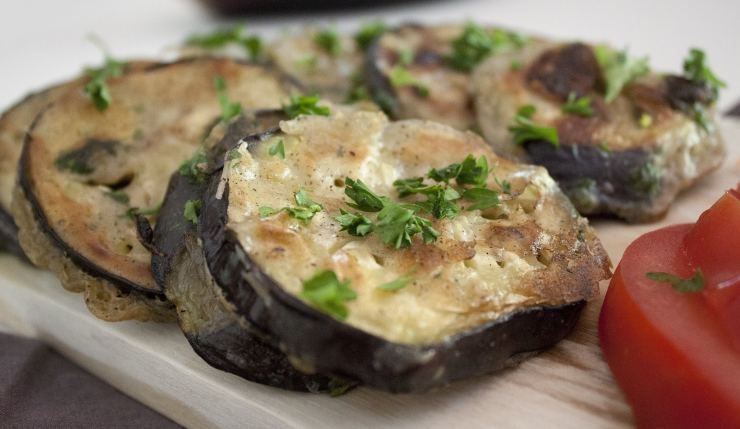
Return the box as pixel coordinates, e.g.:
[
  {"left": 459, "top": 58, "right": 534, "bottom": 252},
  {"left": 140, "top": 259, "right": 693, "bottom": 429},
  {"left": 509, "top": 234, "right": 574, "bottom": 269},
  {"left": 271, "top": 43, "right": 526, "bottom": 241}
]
[
  {"left": 183, "top": 199, "right": 202, "bottom": 224},
  {"left": 283, "top": 95, "right": 331, "bottom": 119},
  {"left": 214, "top": 76, "right": 242, "bottom": 122},
  {"left": 354, "top": 21, "right": 387, "bottom": 49},
  {"left": 646, "top": 269, "right": 704, "bottom": 293},
  {"left": 85, "top": 57, "right": 125, "bottom": 112},
  {"left": 508, "top": 105, "right": 559, "bottom": 147},
  {"left": 594, "top": 46, "right": 650, "bottom": 102},
  {"left": 301, "top": 270, "right": 357, "bottom": 320},
  {"left": 561, "top": 92, "right": 594, "bottom": 117},
  {"left": 314, "top": 29, "right": 342, "bottom": 56},
  {"left": 186, "top": 24, "right": 262, "bottom": 61}
]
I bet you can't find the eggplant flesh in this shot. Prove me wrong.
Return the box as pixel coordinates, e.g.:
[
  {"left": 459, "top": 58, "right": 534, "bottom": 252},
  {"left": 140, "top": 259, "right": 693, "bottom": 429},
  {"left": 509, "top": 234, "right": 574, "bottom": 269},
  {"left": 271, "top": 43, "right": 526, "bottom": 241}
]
[
  {"left": 12, "top": 59, "right": 292, "bottom": 322},
  {"left": 202, "top": 106, "right": 610, "bottom": 392},
  {"left": 472, "top": 41, "right": 726, "bottom": 222}
]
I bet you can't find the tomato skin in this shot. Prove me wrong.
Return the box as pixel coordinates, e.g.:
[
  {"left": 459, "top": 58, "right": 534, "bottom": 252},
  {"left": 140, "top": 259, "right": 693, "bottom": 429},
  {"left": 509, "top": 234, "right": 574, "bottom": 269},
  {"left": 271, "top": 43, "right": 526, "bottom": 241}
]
[
  {"left": 683, "top": 189, "right": 740, "bottom": 348},
  {"left": 599, "top": 225, "right": 740, "bottom": 429}
]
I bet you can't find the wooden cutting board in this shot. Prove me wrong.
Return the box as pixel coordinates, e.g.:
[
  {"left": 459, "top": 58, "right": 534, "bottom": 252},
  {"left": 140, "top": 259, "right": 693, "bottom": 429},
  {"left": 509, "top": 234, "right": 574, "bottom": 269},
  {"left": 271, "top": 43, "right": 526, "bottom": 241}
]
[{"left": 1, "top": 119, "right": 738, "bottom": 429}]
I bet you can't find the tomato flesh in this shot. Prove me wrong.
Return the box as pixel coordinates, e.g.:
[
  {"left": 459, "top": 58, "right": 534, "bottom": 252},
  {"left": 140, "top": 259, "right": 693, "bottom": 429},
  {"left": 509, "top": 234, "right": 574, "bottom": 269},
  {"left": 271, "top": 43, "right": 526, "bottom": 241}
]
[{"left": 599, "top": 224, "right": 740, "bottom": 429}]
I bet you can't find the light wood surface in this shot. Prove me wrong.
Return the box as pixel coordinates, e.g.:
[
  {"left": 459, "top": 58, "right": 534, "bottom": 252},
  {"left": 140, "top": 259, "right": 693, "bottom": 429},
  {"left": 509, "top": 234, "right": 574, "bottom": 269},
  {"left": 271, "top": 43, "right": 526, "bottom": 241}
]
[{"left": 1, "top": 120, "right": 738, "bottom": 429}]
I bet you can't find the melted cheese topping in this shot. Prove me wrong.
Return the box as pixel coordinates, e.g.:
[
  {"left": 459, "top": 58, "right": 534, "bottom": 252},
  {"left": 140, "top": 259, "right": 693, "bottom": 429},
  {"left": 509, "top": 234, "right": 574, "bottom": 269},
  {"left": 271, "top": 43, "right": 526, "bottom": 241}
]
[{"left": 226, "top": 107, "right": 590, "bottom": 345}]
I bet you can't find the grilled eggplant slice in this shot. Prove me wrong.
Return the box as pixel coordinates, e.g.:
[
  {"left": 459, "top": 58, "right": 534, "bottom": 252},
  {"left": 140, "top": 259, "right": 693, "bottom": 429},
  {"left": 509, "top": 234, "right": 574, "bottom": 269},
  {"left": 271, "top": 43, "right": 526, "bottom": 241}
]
[
  {"left": 365, "top": 24, "right": 530, "bottom": 130},
  {"left": 13, "top": 58, "right": 293, "bottom": 322},
  {"left": 0, "top": 62, "right": 154, "bottom": 258},
  {"left": 201, "top": 106, "right": 610, "bottom": 392},
  {"left": 151, "top": 112, "right": 339, "bottom": 391},
  {"left": 267, "top": 29, "right": 363, "bottom": 102},
  {"left": 472, "top": 42, "right": 726, "bottom": 222}
]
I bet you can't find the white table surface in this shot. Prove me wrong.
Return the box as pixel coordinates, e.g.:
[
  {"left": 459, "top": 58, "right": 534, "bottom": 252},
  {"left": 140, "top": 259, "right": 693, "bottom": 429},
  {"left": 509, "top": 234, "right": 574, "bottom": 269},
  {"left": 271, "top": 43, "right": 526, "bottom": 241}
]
[{"left": 1, "top": 0, "right": 739, "bottom": 113}]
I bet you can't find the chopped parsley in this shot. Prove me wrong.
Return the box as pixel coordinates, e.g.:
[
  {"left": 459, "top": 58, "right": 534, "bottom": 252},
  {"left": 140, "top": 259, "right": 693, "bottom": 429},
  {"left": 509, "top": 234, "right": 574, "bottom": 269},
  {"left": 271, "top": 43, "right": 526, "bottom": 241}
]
[
  {"left": 214, "top": 76, "right": 242, "bottom": 122},
  {"left": 447, "top": 23, "right": 526, "bottom": 72},
  {"left": 301, "top": 270, "right": 357, "bottom": 320},
  {"left": 183, "top": 199, "right": 202, "bottom": 224},
  {"left": 377, "top": 274, "right": 413, "bottom": 291},
  {"left": 85, "top": 57, "right": 125, "bottom": 112},
  {"left": 692, "top": 104, "right": 712, "bottom": 133},
  {"left": 293, "top": 54, "right": 318, "bottom": 70},
  {"left": 354, "top": 21, "right": 387, "bottom": 49},
  {"left": 258, "top": 189, "right": 322, "bottom": 223},
  {"left": 398, "top": 48, "right": 414, "bottom": 67},
  {"left": 646, "top": 269, "right": 704, "bottom": 293},
  {"left": 226, "top": 148, "right": 242, "bottom": 161},
  {"left": 388, "top": 66, "right": 429, "bottom": 97},
  {"left": 638, "top": 113, "right": 653, "bottom": 128},
  {"left": 125, "top": 203, "right": 161, "bottom": 219},
  {"left": 269, "top": 139, "right": 285, "bottom": 159},
  {"left": 283, "top": 95, "right": 331, "bottom": 119},
  {"left": 345, "top": 74, "right": 370, "bottom": 103},
  {"left": 428, "top": 154, "right": 489, "bottom": 186},
  {"left": 327, "top": 379, "right": 354, "bottom": 397},
  {"left": 496, "top": 177, "right": 512, "bottom": 194},
  {"left": 178, "top": 149, "right": 208, "bottom": 184},
  {"left": 462, "top": 187, "right": 500, "bottom": 211},
  {"left": 595, "top": 46, "right": 650, "bottom": 102},
  {"left": 508, "top": 105, "right": 559, "bottom": 147},
  {"left": 185, "top": 24, "right": 262, "bottom": 61},
  {"left": 314, "top": 29, "right": 341, "bottom": 56},
  {"left": 105, "top": 190, "right": 129, "bottom": 204},
  {"left": 54, "top": 152, "right": 94, "bottom": 175},
  {"left": 344, "top": 178, "right": 385, "bottom": 212},
  {"left": 335, "top": 209, "right": 374, "bottom": 237},
  {"left": 683, "top": 48, "right": 725, "bottom": 100},
  {"left": 561, "top": 93, "right": 594, "bottom": 117}
]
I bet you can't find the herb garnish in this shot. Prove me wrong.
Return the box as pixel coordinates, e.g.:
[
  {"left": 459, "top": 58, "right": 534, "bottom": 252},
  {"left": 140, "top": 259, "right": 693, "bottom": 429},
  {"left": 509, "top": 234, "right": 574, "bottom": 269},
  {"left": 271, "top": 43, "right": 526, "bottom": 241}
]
[
  {"left": 638, "top": 113, "right": 653, "bottom": 128},
  {"left": 259, "top": 189, "right": 322, "bottom": 223},
  {"left": 178, "top": 149, "right": 208, "bottom": 184},
  {"left": 495, "top": 177, "right": 512, "bottom": 194},
  {"left": 388, "top": 66, "right": 429, "bottom": 97},
  {"left": 562, "top": 93, "right": 594, "bottom": 117},
  {"left": 269, "top": 139, "right": 286, "bottom": 159},
  {"left": 646, "top": 269, "right": 704, "bottom": 293},
  {"left": 186, "top": 24, "right": 262, "bottom": 61},
  {"left": 683, "top": 48, "right": 725, "bottom": 100},
  {"left": 54, "top": 153, "right": 94, "bottom": 175},
  {"left": 283, "top": 95, "right": 331, "bottom": 119},
  {"left": 105, "top": 190, "right": 129, "bottom": 204},
  {"left": 595, "top": 46, "right": 649, "bottom": 102},
  {"left": 85, "top": 57, "right": 125, "bottom": 112},
  {"left": 355, "top": 21, "right": 387, "bottom": 49},
  {"left": 314, "top": 29, "right": 342, "bottom": 56},
  {"left": 214, "top": 76, "right": 242, "bottom": 122},
  {"left": 334, "top": 209, "right": 374, "bottom": 237},
  {"left": 377, "top": 274, "right": 413, "bottom": 291},
  {"left": 508, "top": 105, "right": 559, "bottom": 147},
  {"left": 447, "top": 23, "right": 526, "bottom": 72},
  {"left": 301, "top": 270, "right": 357, "bottom": 320},
  {"left": 183, "top": 199, "right": 202, "bottom": 224},
  {"left": 462, "top": 187, "right": 500, "bottom": 211},
  {"left": 125, "top": 203, "right": 161, "bottom": 219}
]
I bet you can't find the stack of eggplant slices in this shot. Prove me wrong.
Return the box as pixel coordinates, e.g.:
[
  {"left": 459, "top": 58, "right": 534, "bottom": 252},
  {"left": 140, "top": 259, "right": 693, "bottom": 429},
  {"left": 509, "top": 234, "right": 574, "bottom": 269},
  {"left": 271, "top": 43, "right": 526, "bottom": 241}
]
[{"left": 0, "top": 21, "right": 725, "bottom": 394}]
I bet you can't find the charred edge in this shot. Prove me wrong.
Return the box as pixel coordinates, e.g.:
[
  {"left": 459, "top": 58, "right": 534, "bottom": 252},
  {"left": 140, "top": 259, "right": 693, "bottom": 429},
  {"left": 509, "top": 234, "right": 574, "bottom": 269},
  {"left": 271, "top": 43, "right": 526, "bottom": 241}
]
[
  {"left": 200, "top": 131, "right": 588, "bottom": 392},
  {"left": 524, "top": 141, "right": 660, "bottom": 216},
  {"left": 364, "top": 39, "right": 401, "bottom": 117},
  {"left": 18, "top": 109, "right": 164, "bottom": 297},
  {"left": 526, "top": 43, "right": 601, "bottom": 101}
]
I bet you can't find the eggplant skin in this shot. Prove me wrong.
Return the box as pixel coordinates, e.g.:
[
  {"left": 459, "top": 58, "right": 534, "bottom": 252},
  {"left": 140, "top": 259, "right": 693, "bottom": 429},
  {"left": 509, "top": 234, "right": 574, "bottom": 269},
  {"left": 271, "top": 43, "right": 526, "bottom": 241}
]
[
  {"left": 0, "top": 207, "right": 26, "bottom": 260},
  {"left": 152, "top": 114, "right": 341, "bottom": 392}
]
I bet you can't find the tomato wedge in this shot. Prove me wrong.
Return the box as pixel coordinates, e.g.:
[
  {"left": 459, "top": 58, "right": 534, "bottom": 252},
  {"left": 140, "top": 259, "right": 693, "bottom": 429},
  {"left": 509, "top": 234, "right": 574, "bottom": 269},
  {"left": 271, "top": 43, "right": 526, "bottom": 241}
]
[{"left": 599, "top": 189, "right": 740, "bottom": 429}]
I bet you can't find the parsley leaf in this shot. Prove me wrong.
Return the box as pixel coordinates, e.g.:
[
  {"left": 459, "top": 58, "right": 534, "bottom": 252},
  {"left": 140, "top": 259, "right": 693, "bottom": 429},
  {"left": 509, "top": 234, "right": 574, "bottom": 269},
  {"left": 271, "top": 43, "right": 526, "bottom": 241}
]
[
  {"left": 259, "top": 206, "right": 277, "bottom": 218},
  {"left": 183, "top": 199, "right": 202, "bottom": 224},
  {"left": 595, "top": 46, "right": 650, "bottom": 102},
  {"left": 447, "top": 23, "right": 526, "bottom": 72},
  {"left": 376, "top": 203, "right": 438, "bottom": 248},
  {"left": 463, "top": 187, "right": 500, "bottom": 211},
  {"left": 85, "top": 57, "right": 125, "bottom": 112},
  {"left": 495, "top": 177, "right": 512, "bottom": 194},
  {"left": 301, "top": 270, "right": 357, "bottom": 320},
  {"left": 388, "top": 66, "right": 429, "bottom": 97},
  {"left": 344, "top": 178, "right": 385, "bottom": 212},
  {"left": 314, "top": 29, "right": 342, "bottom": 56},
  {"left": 355, "top": 21, "right": 387, "bottom": 49},
  {"left": 178, "top": 149, "right": 209, "bottom": 184},
  {"left": 186, "top": 24, "right": 262, "bottom": 61},
  {"left": 393, "top": 177, "right": 427, "bottom": 197},
  {"left": 105, "top": 190, "right": 129, "bottom": 204},
  {"left": 125, "top": 203, "right": 161, "bottom": 220},
  {"left": 562, "top": 92, "right": 594, "bottom": 117},
  {"left": 334, "top": 209, "right": 374, "bottom": 237},
  {"left": 416, "top": 186, "right": 461, "bottom": 219},
  {"left": 646, "top": 269, "right": 704, "bottom": 293},
  {"left": 259, "top": 190, "right": 322, "bottom": 222},
  {"left": 269, "top": 139, "right": 285, "bottom": 159},
  {"left": 226, "top": 148, "right": 242, "bottom": 161},
  {"left": 214, "top": 76, "right": 242, "bottom": 122},
  {"left": 283, "top": 95, "right": 331, "bottom": 119},
  {"left": 456, "top": 155, "right": 489, "bottom": 186},
  {"left": 377, "top": 274, "right": 413, "bottom": 291},
  {"left": 683, "top": 48, "right": 725, "bottom": 100},
  {"left": 508, "top": 105, "right": 559, "bottom": 147}
]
